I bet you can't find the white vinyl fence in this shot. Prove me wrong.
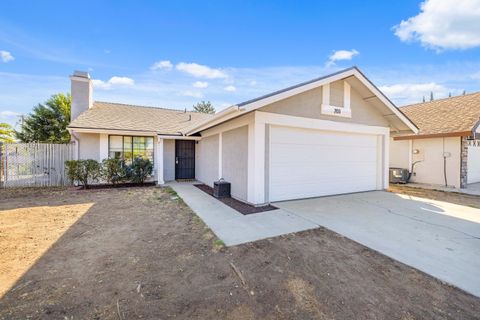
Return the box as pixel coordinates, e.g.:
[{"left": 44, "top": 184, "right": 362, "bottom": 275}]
[{"left": 0, "top": 142, "right": 75, "bottom": 188}]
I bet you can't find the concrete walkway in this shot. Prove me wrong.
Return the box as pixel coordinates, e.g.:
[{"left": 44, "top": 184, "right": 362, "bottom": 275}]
[
  {"left": 168, "top": 182, "right": 317, "bottom": 246},
  {"left": 276, "top": 191, "right": 480, "bottom": 297}
]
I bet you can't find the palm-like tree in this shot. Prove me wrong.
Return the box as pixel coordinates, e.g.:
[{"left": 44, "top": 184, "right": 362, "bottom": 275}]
[{"left": 0, "top": 123, "right": 15, "bottom": 143}]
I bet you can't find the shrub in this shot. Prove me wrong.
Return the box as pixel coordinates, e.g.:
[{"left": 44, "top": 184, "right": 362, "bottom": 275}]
[
  {"left": 130, "top": 157, "right": 153, "bottom": 184},
  {"left": 102, "top": 158, "right": 129, "bottom": 184},
  {"left": 65, "top": 159, "right": 101, "bottom": 189}
]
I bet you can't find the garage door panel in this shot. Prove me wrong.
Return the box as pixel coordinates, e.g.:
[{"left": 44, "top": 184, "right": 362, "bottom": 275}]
[
  {"left": 271, "top": 144, "right": 377, "bottom": 163},
  {"left": 269, "top": 126, "right": 380, "bottom": 202}
]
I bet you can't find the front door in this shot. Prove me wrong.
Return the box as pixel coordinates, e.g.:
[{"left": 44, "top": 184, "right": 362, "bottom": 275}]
[{"left": 175, "top": 140, "right": 195, "bottom": 180}]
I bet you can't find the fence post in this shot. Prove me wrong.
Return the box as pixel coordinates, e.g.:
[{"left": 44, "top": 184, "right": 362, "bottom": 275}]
[{"left": 0, "top": 142, "right": 3, "bottom": 188}]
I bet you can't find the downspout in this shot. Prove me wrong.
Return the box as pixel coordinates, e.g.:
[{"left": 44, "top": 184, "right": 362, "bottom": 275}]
[{"left": 443, "top": 137, "right": 448, "bottom": 187}]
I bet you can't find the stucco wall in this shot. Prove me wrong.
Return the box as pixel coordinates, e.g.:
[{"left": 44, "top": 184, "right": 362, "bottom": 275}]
[
  {"left": 389, "top": 139, "right": 410, "bottom": 169},
  {"left": 196, "top": 134, "right": 219, "bottom": 187},
  {"left": 409, "top": 137, "right": 461, "bottom": 188},
  {"left": 77, "top": 132, "right": 100, "bottom": 160},
  {"left": 164, "top": 139, "right": 175, "bottom": 181},
  {"left": 222, "top": 125, "right": 248, "bottom": 201},
  {"left": 259, "top": 81, "right": 389, "bottom": 127}
]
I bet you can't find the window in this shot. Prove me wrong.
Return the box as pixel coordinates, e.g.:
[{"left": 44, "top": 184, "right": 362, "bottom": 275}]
[{"left": 109, "top": 135, "right": 154, "bottom": 164}]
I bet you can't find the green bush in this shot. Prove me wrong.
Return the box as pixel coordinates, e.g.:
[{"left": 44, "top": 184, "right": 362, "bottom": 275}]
[
  {"left": 65, "top": 159, "right": 101, "bottom": 189},
  {"left": 130, "top": 157, "right": 153, "bottom": 184},
  {"left": 101, "top": 158, "right": 129, "bottom": 184}
]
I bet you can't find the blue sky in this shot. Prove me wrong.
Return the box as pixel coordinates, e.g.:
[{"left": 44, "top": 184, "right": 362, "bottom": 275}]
[{"left": 1, "top": 0, "right": 480, "bottom": 127}]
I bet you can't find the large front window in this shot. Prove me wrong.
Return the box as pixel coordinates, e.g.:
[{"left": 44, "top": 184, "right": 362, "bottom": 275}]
[{"left": 109, "top": 135, "right": 154, "bottom": 164}]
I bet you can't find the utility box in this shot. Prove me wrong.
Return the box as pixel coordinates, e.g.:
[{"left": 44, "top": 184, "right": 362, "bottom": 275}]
[
  {"left": 389, "top": 168, "right": 409, "bottom": 184},
  {"left": 213, "top": 179, "right": 231, "bottom": 198}
]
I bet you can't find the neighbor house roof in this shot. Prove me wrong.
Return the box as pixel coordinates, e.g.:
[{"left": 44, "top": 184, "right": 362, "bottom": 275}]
[
  {"left": 396, "top": 92, "right": 480, "bottom": 140},
  {"left": 68, "top": 101, "right": 213, "bottom": 135}
]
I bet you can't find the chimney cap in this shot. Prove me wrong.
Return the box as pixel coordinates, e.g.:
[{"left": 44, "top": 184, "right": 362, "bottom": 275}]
[{"left": 72, "top": 70, "right": 90, "bottom": 79}]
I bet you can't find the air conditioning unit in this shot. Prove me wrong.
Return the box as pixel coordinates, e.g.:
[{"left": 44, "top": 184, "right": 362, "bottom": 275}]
[{"left": 389, "top": 168, "right": 409, "bottom": 184}]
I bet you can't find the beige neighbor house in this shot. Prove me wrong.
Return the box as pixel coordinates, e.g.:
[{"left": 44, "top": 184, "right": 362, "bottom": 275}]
[
  {"left": 68, "top": 67, "right": 417, "bottom": 205},
  {"left": 390, "top": 92, "right": 480, "bottom": 190}
]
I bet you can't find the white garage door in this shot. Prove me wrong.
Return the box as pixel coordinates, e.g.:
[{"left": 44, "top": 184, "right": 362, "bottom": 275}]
[
  {"left": 468, "top": 143, "right": 480, "bottom": 184},
  {"left": 269, "top": 126, "right": 380, "bottom": 202}
]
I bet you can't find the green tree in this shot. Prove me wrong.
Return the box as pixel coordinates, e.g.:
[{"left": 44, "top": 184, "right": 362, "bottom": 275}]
[
  {"left": 16, "top": 93, "right": 71, "bottom": 143},
  {"left": 193, "top": 100, "right": 215, "bottom": 114},
  {"left": 0, "top": 122, "right": 15, "bottom": 143}
]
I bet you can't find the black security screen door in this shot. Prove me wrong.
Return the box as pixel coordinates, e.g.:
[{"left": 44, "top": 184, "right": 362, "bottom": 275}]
[{"left": 175, "top": 140, "right": 195, "bottom": 179}]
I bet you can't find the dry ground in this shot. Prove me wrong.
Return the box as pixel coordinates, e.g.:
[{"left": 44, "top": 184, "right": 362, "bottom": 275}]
[{"left": 0, "top": 186, "right": 479, "bottom": 319}]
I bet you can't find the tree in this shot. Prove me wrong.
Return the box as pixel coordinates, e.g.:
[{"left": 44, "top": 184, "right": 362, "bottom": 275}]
[
  {"left": 16, "top": 93, "right": 71, "bottom": 143},
  {"left": 0, "top": 123, "right": 15, "bottom": 143},
  {"left": 193, "top": 100, "right": 215, "bottom": 114}
]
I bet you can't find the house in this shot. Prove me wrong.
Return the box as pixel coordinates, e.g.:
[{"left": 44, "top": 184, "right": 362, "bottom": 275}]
[
  {"left": 68, "top": 67, "right": 417, "bottom": 205},
  {"left": 390, "top": 92, "right": 480, "bottom": 189}
]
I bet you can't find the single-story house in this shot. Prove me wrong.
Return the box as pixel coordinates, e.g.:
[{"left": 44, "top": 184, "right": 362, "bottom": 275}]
[
  {"left": 390, "top": 92, "right": 480, "bottom": 189},
  {"left": 68, "top": 67, "right": 417, "bottom": 205}
]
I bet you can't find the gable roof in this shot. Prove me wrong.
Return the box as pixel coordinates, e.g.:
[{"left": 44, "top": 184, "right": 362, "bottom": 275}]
[
  {"left": 186, "top": 66, "right": 418, "bottom": 135},
  {"left": 68, "top": 101, "right": 213, "bottom": 135},
  {"left": 398, "top": 92, "right": 480, "bottom": 139}
]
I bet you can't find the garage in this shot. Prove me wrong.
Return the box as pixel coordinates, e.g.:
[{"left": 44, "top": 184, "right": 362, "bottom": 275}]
[
  {"left": 269, "top": 125, "right": 381, "bottom": 202},
  {"left": 467, "top": 141, "right": 480, "bottom": 184}
]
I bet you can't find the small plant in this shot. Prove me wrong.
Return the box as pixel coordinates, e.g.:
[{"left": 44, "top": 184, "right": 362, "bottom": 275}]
[
  {"left": 214, "top": 239, "right": 225, "bottom": 247},
  {"left": 101, "top": 158, "right": 129, "bottom": 184},
  {"left": 65, "top": 159, "right": 101, "bottom": 189},
  {"left": 130, "top": 157, "right": 153, "bottom": 184}
]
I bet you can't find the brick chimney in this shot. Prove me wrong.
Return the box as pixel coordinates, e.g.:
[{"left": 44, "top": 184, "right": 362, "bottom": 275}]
[{"left": 70, "top": 71, "right": 93, "bottom": 120}]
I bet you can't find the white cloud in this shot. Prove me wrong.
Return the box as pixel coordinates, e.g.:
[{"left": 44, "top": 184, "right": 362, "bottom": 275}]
[
  {"left": 176, "top": 62, "right": 227, "bottom": 79},
  {"left": 327, "top": 49, "right": 359, "bottom": 66},
  {"left": 92, "top": 76, "right": 135, "bottom": 90},
  {"left": 394, "top": 0, "right": 480, "bottom": 50},
  {"left": 193, "top": 81, "right": 209, "bottom": 88},
  {"left": 151, "top": 60, "right": 173, "bottom": 71},
  {"left": 0, "top": 110, "right": 21, "bottom": 118},
  {"left": 379, "top": 82, "right": 457, "bottom": 105},
  {"left": 224, "top": 85, "right": 236, "bottom": 92},
  {"left": 0, "top": 50, "right": 14, "bottom": 63},
  {"left": 182, "top": 90, "right": 203, "bottom": 98}
]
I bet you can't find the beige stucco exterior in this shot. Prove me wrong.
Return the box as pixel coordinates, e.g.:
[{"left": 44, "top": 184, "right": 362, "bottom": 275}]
[
  {"left": 77, "top": 132, "right": 100, "bottom": 160},
  {"left": 195, "top": 134, "right": 219, "bottom": 188},
  {"left": 259, "top": 80, "right": 389, "bottom": 128},
  {"left": 390, "top": 137, "right": 462, "bottom": 188},
  {"left": 221, "top": 125, "right": 248, "bottom": 201}
]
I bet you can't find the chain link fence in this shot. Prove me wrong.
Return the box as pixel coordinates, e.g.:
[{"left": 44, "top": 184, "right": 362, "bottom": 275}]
[{"left": 0, "top": 142, "right": 75, "bottom": 188}]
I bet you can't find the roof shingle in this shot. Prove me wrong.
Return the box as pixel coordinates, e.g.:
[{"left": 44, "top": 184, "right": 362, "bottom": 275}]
[
  {"left": 400, "top": 92, "right": 480, "bottom": 136},
  {"left": 68, "top": 101, "right": 213, "bottom": 135}
]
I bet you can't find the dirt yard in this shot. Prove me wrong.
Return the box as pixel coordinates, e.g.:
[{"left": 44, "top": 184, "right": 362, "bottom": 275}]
[
  {"left": 0, "top": 186, "right": 479, "bottom": 319},
  {"left": 389, "top": 184, "right": 480, "bottom": 209}
]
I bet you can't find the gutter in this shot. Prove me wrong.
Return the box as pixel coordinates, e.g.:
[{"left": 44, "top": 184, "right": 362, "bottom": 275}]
[{"left": 394, "top": 131, "right": 473, "bottom": 141}]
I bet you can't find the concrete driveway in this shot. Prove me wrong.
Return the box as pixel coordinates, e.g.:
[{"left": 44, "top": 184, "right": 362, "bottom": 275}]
[{"left": 275, "top": 191, "right": 480, "bottom": 297}]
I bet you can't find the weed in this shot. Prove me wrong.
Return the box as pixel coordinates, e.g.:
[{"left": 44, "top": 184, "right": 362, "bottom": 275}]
[{"left": 214, "top": 239, "right": 225, "bottom": 247}]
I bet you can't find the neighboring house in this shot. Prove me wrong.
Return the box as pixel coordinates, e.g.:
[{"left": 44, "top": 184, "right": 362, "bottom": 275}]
[
  {"left": 390, "top": 93, "right": 480, "bottom": 189},
  {"left": 68, "top": 67, "right": 417, "bottom": 205}
]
